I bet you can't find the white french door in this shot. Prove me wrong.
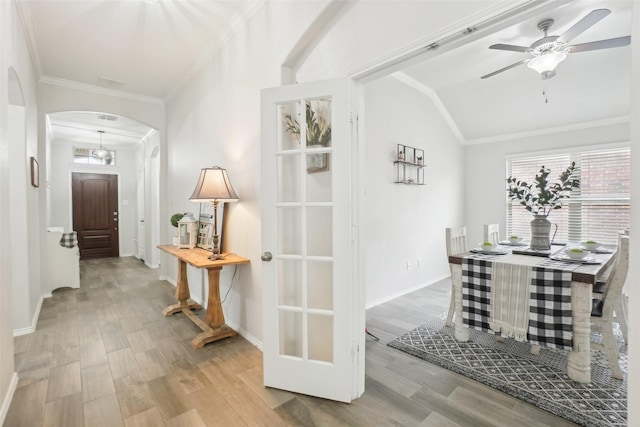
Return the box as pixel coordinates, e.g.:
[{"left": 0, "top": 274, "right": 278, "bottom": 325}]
[{"left": 260, "top": 78, "right": 361, "bottom": 402}]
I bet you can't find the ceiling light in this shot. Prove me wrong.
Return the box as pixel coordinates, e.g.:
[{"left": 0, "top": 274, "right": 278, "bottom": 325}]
[
  {"left": 93, "top": 131, "right": 112, "bottom": 161},
  {"left": 527, "top": 50, "right": 567, "bottom": 79}
]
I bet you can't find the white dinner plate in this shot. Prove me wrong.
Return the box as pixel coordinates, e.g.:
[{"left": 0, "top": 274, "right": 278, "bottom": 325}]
[
  {"left": 471, "top": 248, "right": 509, "bottom": 255},
  {"left": 579, "top": 246, "right": 613, "bottom": 254},
  {"left": 550, "top": 254, "right": 601, "bottom": 264},
  {"left": 498, "top": 240, "right": 527, "bottom": 246}
]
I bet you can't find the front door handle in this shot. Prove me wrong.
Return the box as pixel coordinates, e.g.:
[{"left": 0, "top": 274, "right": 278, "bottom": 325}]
[{"left": 261, "top": 251, "right": 272, "bottom": 262}]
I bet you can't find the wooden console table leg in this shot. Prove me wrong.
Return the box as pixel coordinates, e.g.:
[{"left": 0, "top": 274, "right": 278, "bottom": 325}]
[
  {"left": 162, "top": 258, "right": 202, "bottom": 316},
  {"left": 190, "top": 266, "right": 236, "bottom": 349}
]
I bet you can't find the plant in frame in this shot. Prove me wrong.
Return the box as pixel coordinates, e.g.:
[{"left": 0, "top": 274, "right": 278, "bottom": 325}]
[{"left": 282, "top": 101, "right": 331, "bottom": 147}]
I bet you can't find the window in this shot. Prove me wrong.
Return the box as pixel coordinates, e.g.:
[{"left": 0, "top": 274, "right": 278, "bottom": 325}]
[
  {"left": 506, "top": 146, "right": 630, "bottom": 244},
  {"left": 73, "top": 147, "right": 116, "bottom": 165}
]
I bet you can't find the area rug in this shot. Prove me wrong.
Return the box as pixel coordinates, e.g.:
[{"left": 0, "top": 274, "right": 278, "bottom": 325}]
[{"left": 388, "top": 315, "right": 627, "bottom": 427}]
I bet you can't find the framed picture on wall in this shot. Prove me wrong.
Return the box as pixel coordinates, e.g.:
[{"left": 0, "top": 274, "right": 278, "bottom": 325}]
[{"left": 30, "top": 157, "right": 39, "bottom": 188}]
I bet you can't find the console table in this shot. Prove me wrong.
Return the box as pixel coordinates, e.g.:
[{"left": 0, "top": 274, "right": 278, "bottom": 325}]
[{"left": 158, "top": 245, "right": 249, "bottom": 349}]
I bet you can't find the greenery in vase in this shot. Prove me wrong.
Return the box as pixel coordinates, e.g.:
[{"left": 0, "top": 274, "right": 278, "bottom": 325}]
[
  {"left": 506, "top": 162, "right": 580, "bottom": 217},
  {"left": 282, "top": 101, "right": 331, "bottom": 147}
]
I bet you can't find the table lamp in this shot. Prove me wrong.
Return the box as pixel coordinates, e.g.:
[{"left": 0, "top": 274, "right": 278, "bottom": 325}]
[{"left": 189, "top": 166, "right": 238, "bottom": 260}]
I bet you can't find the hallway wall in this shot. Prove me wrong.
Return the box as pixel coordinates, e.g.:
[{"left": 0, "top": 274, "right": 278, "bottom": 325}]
[{"left": 0, "top": 0, "right": 40, "bottom": 421}]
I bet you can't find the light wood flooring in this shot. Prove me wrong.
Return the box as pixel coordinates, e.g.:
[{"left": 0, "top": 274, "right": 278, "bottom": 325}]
[{"left": 4, "top": 256, "right": 578, "bottom": 426}]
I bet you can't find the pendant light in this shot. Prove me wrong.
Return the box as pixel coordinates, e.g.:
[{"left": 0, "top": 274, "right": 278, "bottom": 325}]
[{"left": 93, "top": 130, "right": 112, "bottom": 161}]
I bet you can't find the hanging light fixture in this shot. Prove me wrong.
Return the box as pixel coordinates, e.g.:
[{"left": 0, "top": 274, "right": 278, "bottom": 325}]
[
  {"left": 93, "top": 130, "right": 112, "bottom": 161},
  {"left": 526, "top": 50, "right": 568, "bottom": 80}
]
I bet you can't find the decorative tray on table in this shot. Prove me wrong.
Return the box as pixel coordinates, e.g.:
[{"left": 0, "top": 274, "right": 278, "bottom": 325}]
[{"left": 511, "top": 243, "right": 566, "bottom": 258}]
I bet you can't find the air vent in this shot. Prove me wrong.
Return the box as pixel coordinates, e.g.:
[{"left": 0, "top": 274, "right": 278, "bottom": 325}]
[{"left": 96, "top": 114, "right": 118, "bottom": 122}]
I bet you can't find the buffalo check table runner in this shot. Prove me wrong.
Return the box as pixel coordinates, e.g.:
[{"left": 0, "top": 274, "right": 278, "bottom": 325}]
[{"left": 461, "top": 256, "right": 575, "bottom": 350}]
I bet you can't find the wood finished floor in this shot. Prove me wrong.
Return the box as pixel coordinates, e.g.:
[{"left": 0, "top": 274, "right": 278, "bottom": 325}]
[{"left": 4, "top": 256, "right": 578, "bottom": 427}]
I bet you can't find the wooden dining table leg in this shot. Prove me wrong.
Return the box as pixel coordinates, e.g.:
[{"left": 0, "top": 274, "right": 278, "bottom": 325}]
[
  {"left": 162, "top": 258, "right": 203, "bottom": 316},
  {"left": 450, "top": 263, "right": 470, "bottom": 342},
  {"left": 567, "top": 281, "right": 592, "bottom": 383},
  {"left": 189, "top": 266, "right": 237, "bottom": 349}
]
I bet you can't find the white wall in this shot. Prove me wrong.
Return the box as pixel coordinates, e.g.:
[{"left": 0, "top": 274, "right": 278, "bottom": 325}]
[
  {"left": 363, "top": 76, "right": 463, "bottom": 307},
  {"left": 463, "top": 123, "right": 630, "bottom": 246},
  {"left": 0, "top": 0, "right": 39, "bottom": 421}
]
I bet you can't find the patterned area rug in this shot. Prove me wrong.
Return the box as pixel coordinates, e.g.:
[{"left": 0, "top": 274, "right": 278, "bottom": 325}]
[{"left": 388, "top": 315, "right": 627, "bottom": 427}]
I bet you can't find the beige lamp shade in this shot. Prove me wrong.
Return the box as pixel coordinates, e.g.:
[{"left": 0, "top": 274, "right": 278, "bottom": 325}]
[{"left": 189, "top": 166, "right": 239, "bottom": 202}]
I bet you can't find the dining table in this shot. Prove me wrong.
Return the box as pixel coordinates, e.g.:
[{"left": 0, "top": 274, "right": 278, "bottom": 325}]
[{"left": 448, "top": 242, "right": 617, "bottom": 383}]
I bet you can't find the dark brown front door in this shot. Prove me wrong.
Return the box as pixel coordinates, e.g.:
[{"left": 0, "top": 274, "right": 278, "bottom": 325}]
[{"left": 72, "top": 173, "right": 119, "bottom": 259}]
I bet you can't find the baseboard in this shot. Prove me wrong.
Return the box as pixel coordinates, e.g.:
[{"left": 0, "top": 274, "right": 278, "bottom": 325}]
[
  {"left": 0, "top": 372, "right": 18, "bottom": 424},
  {"left": 144, "top": 261, "right": 159, "bottom": 269},
  {"left": 365, "top": 274, "right": 451, "bottom": 310},
  {"left": 226, "top": 319, "right": 263, "bottom": 351},
  {"left": 13, "top": 293, "right": 48, "bottom": 337},
  {"left": 160, "top": 276, "right": 263, "bottom": 351}
]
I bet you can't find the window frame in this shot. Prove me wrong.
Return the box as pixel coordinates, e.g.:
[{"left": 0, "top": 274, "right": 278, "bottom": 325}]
[{"left": 505, "top": 142, "right": 630, "bottom": 245}]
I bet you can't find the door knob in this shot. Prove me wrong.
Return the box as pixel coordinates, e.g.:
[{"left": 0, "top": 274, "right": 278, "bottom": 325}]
[{"left": 261, "top": 251, "right": 272, "bottom": 262}]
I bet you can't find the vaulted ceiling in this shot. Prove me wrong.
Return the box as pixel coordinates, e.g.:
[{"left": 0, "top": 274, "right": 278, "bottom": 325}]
[{"left": 16, "top": 0, "right": 632, "bottom": 148}]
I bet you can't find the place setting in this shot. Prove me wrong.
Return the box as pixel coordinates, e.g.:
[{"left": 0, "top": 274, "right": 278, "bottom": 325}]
[
  {"left": 470, "top": 241, "right": 510, "bottom": 255},
  {"left": 497, "top": 235, "right": 528, "bottom": 246},
  {"left": 548, "top": 240, "right": 611, "bottom": 265}
]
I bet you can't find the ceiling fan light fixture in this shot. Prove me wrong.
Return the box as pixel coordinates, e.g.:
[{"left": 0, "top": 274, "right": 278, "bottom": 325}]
[{"left": 526, "top": 50, "right": 567, "bottom": 76}]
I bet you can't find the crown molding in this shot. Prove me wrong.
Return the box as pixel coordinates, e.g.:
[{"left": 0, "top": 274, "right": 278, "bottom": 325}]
[
  {"left": 165, "top": 0, "right": 266, "bottom": 102},
  {"left": 39, "top": 76, "right": 164, "bottom": 106},
  {"left": 14, "top": 0, "right": 43, "bottom": 78},
  {"left": 464, "top": 116, "right": 630, "bottom": 146}
]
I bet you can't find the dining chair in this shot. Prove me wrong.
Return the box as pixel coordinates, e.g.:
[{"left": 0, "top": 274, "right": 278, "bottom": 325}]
[
  {"left": 590, "top": 234, "right": 629, "bottom": 380},
  {"left": 483, "top": 223, "right": 500, "bottom": 245},
  {"left": 445, "top": 227, "right": 467, "bottom": 327},
  {"left": 593, "top": 267, "right": 629, "bottom": 344}
]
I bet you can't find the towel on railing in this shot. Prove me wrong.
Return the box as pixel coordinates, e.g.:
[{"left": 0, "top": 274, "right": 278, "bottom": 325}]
[
  {"left": 59, "top": 231, "right": 78, "bottom": 248},
  {"left": 489, "top": 262, "right": 531, "bottom": 342}
]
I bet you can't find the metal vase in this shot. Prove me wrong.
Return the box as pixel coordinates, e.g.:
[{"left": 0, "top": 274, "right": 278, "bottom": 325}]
[{"left": 530, "top": 215, "right": 551, "bottom": 250}]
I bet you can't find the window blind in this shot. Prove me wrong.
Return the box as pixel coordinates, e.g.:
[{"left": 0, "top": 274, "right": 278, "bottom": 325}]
[{"left": 506, "top": 147, "right": 630, "bottom": 244}]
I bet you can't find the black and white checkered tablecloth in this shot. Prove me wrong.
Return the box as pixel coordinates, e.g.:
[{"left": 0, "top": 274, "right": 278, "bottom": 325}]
[
  {"left": 461, "top": 255, "right": 575, "bottom": 350},
  {"left": 59, "top": 231, "right": 78, "bottom": 248}
]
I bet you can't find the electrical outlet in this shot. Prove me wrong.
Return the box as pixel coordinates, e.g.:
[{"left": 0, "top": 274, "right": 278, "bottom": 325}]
[{"left": 406, "top": 261, "right": 411, "bottom": 270}]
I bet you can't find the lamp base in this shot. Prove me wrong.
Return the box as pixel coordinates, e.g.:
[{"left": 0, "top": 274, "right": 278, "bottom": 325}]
[{"left": 208, "top": 252, "right": 225, "bottom": 261}]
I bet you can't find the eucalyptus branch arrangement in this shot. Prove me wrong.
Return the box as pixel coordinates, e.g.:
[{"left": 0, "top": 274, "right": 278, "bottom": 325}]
[
  {"left": 282, "top": 101, "right": 331, "bottom": 147},
  {"left": 506, "top": 162, "right": 580, "bottom": 217}
]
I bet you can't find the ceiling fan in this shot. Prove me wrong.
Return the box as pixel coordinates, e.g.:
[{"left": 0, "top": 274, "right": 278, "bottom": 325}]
[{"left": 481, "top": 9, "right": 630, "bottom": 80}]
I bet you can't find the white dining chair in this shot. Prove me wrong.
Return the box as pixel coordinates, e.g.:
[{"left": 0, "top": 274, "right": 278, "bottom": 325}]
[
  {"left": 445, "top": 227, "right": 467, "bottom": 327},
  {"left": 483, "top": 223, "right": 500, "bottom": 245},
  {"left": 590, "top": 234, "right": 629, "bottom": 380},
  {"left": 592, "top": 242, "right": 629, "bottom": 344}
]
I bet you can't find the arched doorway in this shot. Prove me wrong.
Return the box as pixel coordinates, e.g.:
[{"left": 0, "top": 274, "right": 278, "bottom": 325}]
[{"left": 46, "top": 111, "right": 160, "bottom": 266}]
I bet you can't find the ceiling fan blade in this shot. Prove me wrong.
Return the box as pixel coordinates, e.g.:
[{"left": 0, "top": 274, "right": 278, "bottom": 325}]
[
  {"left": 489, "top": 43, "right": 530, "bottom": 53},
  {"left": 481, "top": 59, "right": 529, "bottom": 79},
  {"left": 568, "top": 36, "right": 630, "bottom": 53},
  {"left": 557, "top": 9, "right": 610, "bottom": 43}
]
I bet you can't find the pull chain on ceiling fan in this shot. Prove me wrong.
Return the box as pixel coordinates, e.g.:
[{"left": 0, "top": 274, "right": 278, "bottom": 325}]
[{"left": 481, "top": 8, "right": 631, "bottom": 80}]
